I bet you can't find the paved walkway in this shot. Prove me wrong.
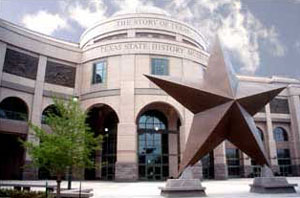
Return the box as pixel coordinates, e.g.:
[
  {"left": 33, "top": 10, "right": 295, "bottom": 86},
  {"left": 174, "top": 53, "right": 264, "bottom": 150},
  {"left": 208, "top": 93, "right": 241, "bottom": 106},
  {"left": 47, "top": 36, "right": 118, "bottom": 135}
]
[{"left": 1, "top": 177, "right": 300, "bottom": 197}]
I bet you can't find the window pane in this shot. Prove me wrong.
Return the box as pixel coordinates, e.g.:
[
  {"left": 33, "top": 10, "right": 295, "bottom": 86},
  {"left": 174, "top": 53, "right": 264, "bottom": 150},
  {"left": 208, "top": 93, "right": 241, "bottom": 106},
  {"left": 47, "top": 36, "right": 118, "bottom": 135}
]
[
  {"left": 273, "top": 127, "right": 288, "bottom": 142},
  {"left": 92, "top": 61, "right": 107, "bottom": 84},
  {"left": 151, "top": 58, "right": 168, "bottom": 75}
]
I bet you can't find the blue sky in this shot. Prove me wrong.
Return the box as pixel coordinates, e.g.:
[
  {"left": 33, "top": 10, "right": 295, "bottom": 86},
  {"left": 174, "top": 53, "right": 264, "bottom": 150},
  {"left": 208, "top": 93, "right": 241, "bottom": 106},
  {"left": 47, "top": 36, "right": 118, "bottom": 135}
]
[{"left": 0, "top": 0, "right": 299, "bottom": 79}]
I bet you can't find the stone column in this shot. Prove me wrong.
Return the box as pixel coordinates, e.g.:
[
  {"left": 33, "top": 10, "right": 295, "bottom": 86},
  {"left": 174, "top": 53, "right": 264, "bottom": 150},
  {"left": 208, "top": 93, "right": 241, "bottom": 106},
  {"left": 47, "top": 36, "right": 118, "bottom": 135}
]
[
  {"left": 95, "top": 149, "right": 102, "bottom": 179},
  {"left": 0, "top": 42, "right": 7, "bottom": 86},
  {"left": 191, "top": 161, "right": 203, "bottom": 180},
  {"left": 241, "top": 153, "right": 251, "bottom": 178},
  {"left": 115, "top": 55, "right": 138, "bottom": 181},
  {"left": 23, "top": 55, "right": 47, "bottom": 179},
  {"left": 214, "top": 142, "right": 228, "bottom": 179},
  {"left": 74, "top": 64, "right": 82, "bottom": 97},
  {"left": 265, "top": 103, "right": 279, "bottom": 173},
  {"left": 288, "top": 88, "right": 300, "bottom": 176},
  {"left": 168, "top": 115, "right": 179, "bottom": 178}
]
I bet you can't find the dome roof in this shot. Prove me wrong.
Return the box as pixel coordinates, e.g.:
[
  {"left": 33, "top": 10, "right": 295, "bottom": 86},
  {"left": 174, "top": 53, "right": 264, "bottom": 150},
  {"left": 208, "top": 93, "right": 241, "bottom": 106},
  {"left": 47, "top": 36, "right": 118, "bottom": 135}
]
[{"left": 113, "top": 6, "right": 170, "bottom": 17}]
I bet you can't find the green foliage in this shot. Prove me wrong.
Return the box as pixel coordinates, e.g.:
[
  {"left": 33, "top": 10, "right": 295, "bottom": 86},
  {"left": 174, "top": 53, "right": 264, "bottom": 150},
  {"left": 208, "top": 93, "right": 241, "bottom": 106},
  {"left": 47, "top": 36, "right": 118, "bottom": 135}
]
[
  {"left": 0, "top": 189, "right": 47, "bottom": 198},
  {"left": 23, "top": 97, "right": 102, "bottom": 179}
]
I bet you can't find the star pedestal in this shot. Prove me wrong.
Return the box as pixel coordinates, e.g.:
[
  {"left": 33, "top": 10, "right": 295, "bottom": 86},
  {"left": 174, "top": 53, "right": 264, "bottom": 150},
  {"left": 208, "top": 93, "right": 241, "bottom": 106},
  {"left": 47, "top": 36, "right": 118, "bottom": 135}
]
[
  {"left": 250, "top": 166, "right": 297, "bottom": 193},
  {"left": 160, "top": 167, "right": 206, "bottom": 197}
]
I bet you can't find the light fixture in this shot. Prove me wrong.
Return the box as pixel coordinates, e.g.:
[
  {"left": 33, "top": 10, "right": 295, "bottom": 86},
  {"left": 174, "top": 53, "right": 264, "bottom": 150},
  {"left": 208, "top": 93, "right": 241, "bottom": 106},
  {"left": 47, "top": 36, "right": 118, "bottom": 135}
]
[
  {"left": 155, "top": 126, "right": 159, "bottom": 131},
  {"left": 72, "top": 97, "right": 78, "bottom": 102},
  {"left": 104, "top": 128, "right": 109, "bottom": 132}
]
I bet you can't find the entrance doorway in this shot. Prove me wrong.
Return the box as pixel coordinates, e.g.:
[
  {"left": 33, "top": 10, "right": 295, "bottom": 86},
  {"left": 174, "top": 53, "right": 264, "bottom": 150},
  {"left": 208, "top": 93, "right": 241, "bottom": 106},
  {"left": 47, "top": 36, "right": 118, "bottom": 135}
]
[
  {"left": 138, "top": 110, "right": 169, "bottom": 180},
  {"left": 0, "top": 133, "right": 26, "bottom": 179},
  {"left": 85, "top": 104, "right": 119, "bottom": 180}
]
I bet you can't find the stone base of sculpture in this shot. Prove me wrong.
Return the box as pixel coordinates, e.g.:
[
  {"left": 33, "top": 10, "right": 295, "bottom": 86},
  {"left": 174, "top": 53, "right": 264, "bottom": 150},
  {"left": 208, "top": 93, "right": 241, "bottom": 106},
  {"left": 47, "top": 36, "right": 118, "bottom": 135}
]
[
  {"left": 250, "top": 166, "right": 297, "bottom": 194},
  {"left": 160, "top": 179, "right": 206, "bottom": 197},
  {"left": 160, "top": 166, "right": 206, "bottom": 197}
]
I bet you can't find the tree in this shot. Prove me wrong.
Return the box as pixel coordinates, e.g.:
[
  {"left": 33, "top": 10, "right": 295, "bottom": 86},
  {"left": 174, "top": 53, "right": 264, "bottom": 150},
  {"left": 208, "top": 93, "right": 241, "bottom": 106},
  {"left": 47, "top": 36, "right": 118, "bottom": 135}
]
[{"left": 23, "top": 97, "right": 101, "bottom": 198}]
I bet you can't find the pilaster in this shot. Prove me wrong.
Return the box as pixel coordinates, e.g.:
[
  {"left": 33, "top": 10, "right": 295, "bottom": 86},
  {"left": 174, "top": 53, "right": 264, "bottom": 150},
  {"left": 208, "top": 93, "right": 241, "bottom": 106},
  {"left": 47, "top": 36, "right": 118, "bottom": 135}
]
[
  {"left": 288, "top": 88, "right": 300, "bottom": 175},
  {"left": 168, "top": 115, "right": 179, "bottom": 178},
  {"left": 214, "top": 142, "right": 228, "bottom": 179},
  {"left": 115, "top": 55, "right": 138, "bottom": 181},
  {"left": 23, "top": 55, "right": 47, "bottom": 179},
  {"left": 265, "top": 104, "right": 279, "bottom": 173},
  {"left": 74, "top": 64, "right": 82, "bottom": 97},
  {"left": 0, "top": 42, "right": 7, "bottom": 86},
  {"left": 241, "top": 153, "right": 251, "bottom": 177}
]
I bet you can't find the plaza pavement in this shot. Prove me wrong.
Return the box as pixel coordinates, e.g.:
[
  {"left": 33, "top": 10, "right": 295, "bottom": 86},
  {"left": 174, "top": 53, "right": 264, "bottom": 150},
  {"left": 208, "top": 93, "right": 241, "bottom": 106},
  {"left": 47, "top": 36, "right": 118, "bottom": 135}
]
[{"left": 1, "top": 177, "right": 300, "bottom": 198}]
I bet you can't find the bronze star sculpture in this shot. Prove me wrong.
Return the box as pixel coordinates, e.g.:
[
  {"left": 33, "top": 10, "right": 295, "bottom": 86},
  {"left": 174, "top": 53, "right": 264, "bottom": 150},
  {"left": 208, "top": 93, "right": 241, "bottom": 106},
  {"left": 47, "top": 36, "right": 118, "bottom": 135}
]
[{"left": 145, "top": 37, "right": 286, "bottom": 176}]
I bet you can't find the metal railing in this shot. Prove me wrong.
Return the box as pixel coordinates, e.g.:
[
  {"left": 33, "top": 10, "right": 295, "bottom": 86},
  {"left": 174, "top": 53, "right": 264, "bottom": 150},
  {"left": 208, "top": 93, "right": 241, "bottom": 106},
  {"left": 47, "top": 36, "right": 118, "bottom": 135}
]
[{"left": 0, "top": 109, "right": 28, "bottom": 121}]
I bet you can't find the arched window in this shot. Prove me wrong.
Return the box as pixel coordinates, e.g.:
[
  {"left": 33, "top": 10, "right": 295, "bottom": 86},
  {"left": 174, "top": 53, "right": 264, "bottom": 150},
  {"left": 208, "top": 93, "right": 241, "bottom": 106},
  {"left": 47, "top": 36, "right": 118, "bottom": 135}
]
[
  {"left": 138, "top": 110, "right": 169, "bottom": 180},
  {"left": 273, "top": 127, "right": 288, "bottom": 142},
  {"left": 257, "top": 127, "right": 264, "bottom": 141},
  {"left": 0, "top": 97, "right": 28, "bottom": 121},
  {"left": 41, "top": 105, "right": 60, "bottom": 124},
  {"left": 138, "top": 110, "right": 167, "bottom": 131}
]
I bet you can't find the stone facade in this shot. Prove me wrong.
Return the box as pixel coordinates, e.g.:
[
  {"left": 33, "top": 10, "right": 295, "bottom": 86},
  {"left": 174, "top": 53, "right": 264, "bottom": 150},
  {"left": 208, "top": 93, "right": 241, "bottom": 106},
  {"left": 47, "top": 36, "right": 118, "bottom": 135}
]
[{"left": 0, "top": 10, "right": 300, "bottom": 181}]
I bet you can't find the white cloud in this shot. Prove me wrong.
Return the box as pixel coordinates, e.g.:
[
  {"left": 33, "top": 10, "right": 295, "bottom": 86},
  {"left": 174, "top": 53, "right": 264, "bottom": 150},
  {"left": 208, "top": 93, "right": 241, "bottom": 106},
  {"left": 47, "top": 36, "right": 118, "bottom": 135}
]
[
  {"left": 112, "top": 0, "right": 168, "bottom": 16},
  {"left": 68, "top": 1, "right": 107, "bottom": 28},
  {"left": 295, "top": 40, "right": 300, "bottom": 53},
  {"left": 165, "top": 0, "right": 286, "bottom": 74},
  {"left": 22, "top": 10, "right": 67, "bottom": 35}
]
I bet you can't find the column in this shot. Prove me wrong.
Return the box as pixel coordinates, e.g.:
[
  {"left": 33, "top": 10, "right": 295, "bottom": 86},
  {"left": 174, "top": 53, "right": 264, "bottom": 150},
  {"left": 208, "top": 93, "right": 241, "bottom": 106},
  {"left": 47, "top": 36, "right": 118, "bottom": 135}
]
[
  {"left": 191, "top": 161, "right": 203, "bottom": 180},
  {"left": 168, "top": 115, "right": 179, "bottom": 178},
  {"left": 23, "top": 55, "right": 47, "bottom": 179},
  {"left": 214, "top": 142, "right": 228, "bottom": 179},
  {"left": 0, "top": 42, "right": 7, "bottom": 86},
  {"left": 265, "top": 104, "right": 279, "bottom": 173},
  {"left": 74, "top": 64, "right": 82, "bottom": 97},
  {"left": 182, "top": 109, "right": 203, "bottom": 179},
  {"left": 288, "top": 88, "right": 300, "bottom": 175},
  {"left": 241, "top": 153, "right": 251, "bottom": 177},
  {"left": 115, "top": 55, "right": 138, "bottom": 181}
]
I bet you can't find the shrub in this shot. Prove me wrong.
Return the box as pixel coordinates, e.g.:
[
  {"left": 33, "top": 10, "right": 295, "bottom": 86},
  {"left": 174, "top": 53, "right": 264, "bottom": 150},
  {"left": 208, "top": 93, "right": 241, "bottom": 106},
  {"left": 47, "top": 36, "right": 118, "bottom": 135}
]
[{"left": 0, "top": 189, "right": 48, "bottom": 198}]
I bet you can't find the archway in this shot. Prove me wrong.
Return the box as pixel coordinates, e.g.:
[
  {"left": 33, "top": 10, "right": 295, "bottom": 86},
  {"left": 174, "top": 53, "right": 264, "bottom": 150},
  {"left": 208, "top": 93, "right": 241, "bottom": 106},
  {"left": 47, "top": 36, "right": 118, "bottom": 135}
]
[
  {"left": 85, "top": 104, "right": 119, "bottom": 180},
  {"left": 250, "top": 127, "right": 265, "bottom": 177},
  {"left": 273, "top": 127, "right": 291, "bottom": 176},
  {"left": 38, "top": 104, "right": 60, "bottom": 179},
  {"left": 0, "top": 97, "right": 28, "bottom": 121},
  {"left": 136, "top": 102, "right": 181, "bottom": 181},
  {"left": 0, "top": 97, "right": 28, "bottom": 179},
  {"left": 41, "top": 104, "right": 60, "bottom": 124}
]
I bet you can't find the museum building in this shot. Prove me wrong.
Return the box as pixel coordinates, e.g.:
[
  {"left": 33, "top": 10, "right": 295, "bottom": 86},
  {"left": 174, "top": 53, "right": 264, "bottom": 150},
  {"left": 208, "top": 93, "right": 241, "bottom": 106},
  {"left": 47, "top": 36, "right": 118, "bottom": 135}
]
[{"left": 0, "top": 10, "right": 300, "bottom": 181}]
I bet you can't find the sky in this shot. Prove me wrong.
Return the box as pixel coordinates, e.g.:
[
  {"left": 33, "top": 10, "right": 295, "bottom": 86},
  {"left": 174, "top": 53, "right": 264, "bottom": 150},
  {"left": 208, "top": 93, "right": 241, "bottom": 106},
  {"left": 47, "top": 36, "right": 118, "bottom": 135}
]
[{"left": 0, "top": 0, "right": 299, "bottom": 79}]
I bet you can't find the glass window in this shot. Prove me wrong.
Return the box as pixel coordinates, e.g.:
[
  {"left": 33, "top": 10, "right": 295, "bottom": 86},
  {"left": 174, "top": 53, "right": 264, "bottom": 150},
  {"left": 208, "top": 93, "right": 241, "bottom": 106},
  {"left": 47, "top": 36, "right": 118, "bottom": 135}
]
[
  {"left": 138, "top": 110, "right": 169, "bottom": 180},
  {"left": 256, "top": 127, "right": 264, "bottom": 141},
  {"left": 277, "top": 149, "right": 292, "bottom": 176},
  {"left": 226, "top": 148, "right": 240, "bottom": 177},
  {"left": 92, "top": 61, "right": 107, "bottom": 84},
  {"left": 273, "top": 127, "right": 288, "bottom": 142},
  {"left": 151, "top": 58, "right": 169, "bottom": 75}
]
